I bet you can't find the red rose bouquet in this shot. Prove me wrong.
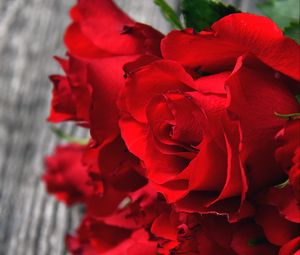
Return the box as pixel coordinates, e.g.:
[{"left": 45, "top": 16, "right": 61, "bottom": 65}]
[{"left": 43, "top": 0, "right": 300, "bottom": 254}]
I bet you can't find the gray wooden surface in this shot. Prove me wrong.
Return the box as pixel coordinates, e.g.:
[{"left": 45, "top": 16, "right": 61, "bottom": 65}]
[{"left": 0, "top": 0, "right": 257, "bottom": 254}]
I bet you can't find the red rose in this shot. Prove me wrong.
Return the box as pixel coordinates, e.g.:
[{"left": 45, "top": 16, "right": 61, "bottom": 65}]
[
  {"left": 119, "top": 13, "right": 300, "bottom": 218},
  {"left": 48, "top": 0, "right": 163, "bottom": 146},
  {"left": 65, "top": 0, "right": 163, "bottom": 146},
  {"left": 48, "top": 56, "right": 92, "bottom": 126},
  {"left": 43, "top": 144, "right": 94, "bottom": 205}
]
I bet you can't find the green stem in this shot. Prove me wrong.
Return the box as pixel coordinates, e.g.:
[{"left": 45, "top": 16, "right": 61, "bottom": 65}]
[
  {"left": 248, "top": 237, "right": 269, "bottom": 246},
  {"left": 51, "top": 126, "right": 89, "bottom": 145},
  {"left": 274, "top": 112, "right": 300, "bottom": 119},
  {"left": 154, "top": 0, "right": 184, "bottom": 30}
]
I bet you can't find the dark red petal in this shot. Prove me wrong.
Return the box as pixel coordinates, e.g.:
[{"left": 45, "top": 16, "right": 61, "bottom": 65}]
[
  {"left": 151, "top": 179, "right": 190, "bottom": 203},
  {"left": 86, "top": 185, "right": 127, "bottom": 217},
  {"left": 260, "top": 186, "right": 300, "bottom": 223},
  {"left": 256, "top": 205, "right": 300, "bottom": 246},
  {"left": 197, "top": 232, "right": 236, "bottom": 255},
  {"left": 47, "top": 75, "right": 77, "bottom": 122},
  {"left": 99, "top": 136, "right": 147, "bottom": 192},
  {"left": 66, "top": 217, "right": 132, "bottom": 254},
  {"left": 289, "top": 152, "right": 300, "bottom": 202},
  {"left": 48, "top": 56, "right": 92, "bottom": 125},
  {"left": 231, "top": 221, "right": 278, "bottom": 255},
  {"left": 88, "top": 56, "right": 138, "bottom": 145},
  {"left": 226, "top": 56, "right": 299, "bottom": 191},
  {"left": 276, "top": 120, "right": 300, "bottom": 171},
  {"left": 151, "top": 209, "right": 180, "bottom": 241},
  {"left": 99, "top": 184, "right": 159, "bottom": 230}
]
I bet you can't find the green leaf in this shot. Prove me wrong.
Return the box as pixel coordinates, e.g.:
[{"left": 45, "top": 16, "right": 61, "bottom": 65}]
[
  {"left": 257, "top": 0, "right": 300, "bottom": 29},
  {"left": 296, "top": 94, "right": 300, "bottom": 104},
  {"left": 154, "top": 0, "right": 184, "bottom": 30},
  {"left": 182, "top": 0, "right": 240, "bottom": 32},
  {"left": 284, "top": 21, "right": 300, "bottom": 44},
  {"left": 248, "top": 237, "right": 269, "bottom": 246},
  {"left": 274, "top": 111, "right": 300, "bottom": 119},
  {"left": 51, "top": 127, "right": 89, "bottom": 145}
]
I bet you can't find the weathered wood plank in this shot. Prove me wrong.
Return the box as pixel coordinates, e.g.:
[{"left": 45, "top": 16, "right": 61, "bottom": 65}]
[
  {"left": 0, "top": 0, "right": 261, "bottom": 254},
  {"left": 0, "top": 1, "right": 179, "bottom": 255},
  {"left": 0, "top": 1, "right": 76, "bottom": 254}
]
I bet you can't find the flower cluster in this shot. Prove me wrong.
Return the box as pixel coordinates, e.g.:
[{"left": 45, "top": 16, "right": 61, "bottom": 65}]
[{"left": 44, "top": 0, "right": 300, "bottom": 254}]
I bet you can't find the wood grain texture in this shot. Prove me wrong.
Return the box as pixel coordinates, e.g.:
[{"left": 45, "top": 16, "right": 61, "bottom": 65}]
[
  {"left": 0, "top": 1, "right": 178, "bottom": 254},
  {"left": 0, "top": 0, "right": 260, "bottom": 254}
]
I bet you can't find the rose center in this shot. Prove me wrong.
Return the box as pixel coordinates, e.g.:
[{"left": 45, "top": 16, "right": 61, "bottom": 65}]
[{"left": 146, "top": 92, "right": 203, "bottom": 157}]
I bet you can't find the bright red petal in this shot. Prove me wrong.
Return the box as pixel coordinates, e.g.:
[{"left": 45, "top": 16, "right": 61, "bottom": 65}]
[{"left": 162, "top": 13, "right": 300, "bottom": 81}]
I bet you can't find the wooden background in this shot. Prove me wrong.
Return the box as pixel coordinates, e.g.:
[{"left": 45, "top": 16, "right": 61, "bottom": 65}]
[{"left": 0, "top": 0, "right": 259, "bottom": 254}]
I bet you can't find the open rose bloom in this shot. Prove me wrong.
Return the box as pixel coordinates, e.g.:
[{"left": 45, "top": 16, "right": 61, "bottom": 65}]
[{"left": 44, "top": 0, "right": 300, "bottom": 254}]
